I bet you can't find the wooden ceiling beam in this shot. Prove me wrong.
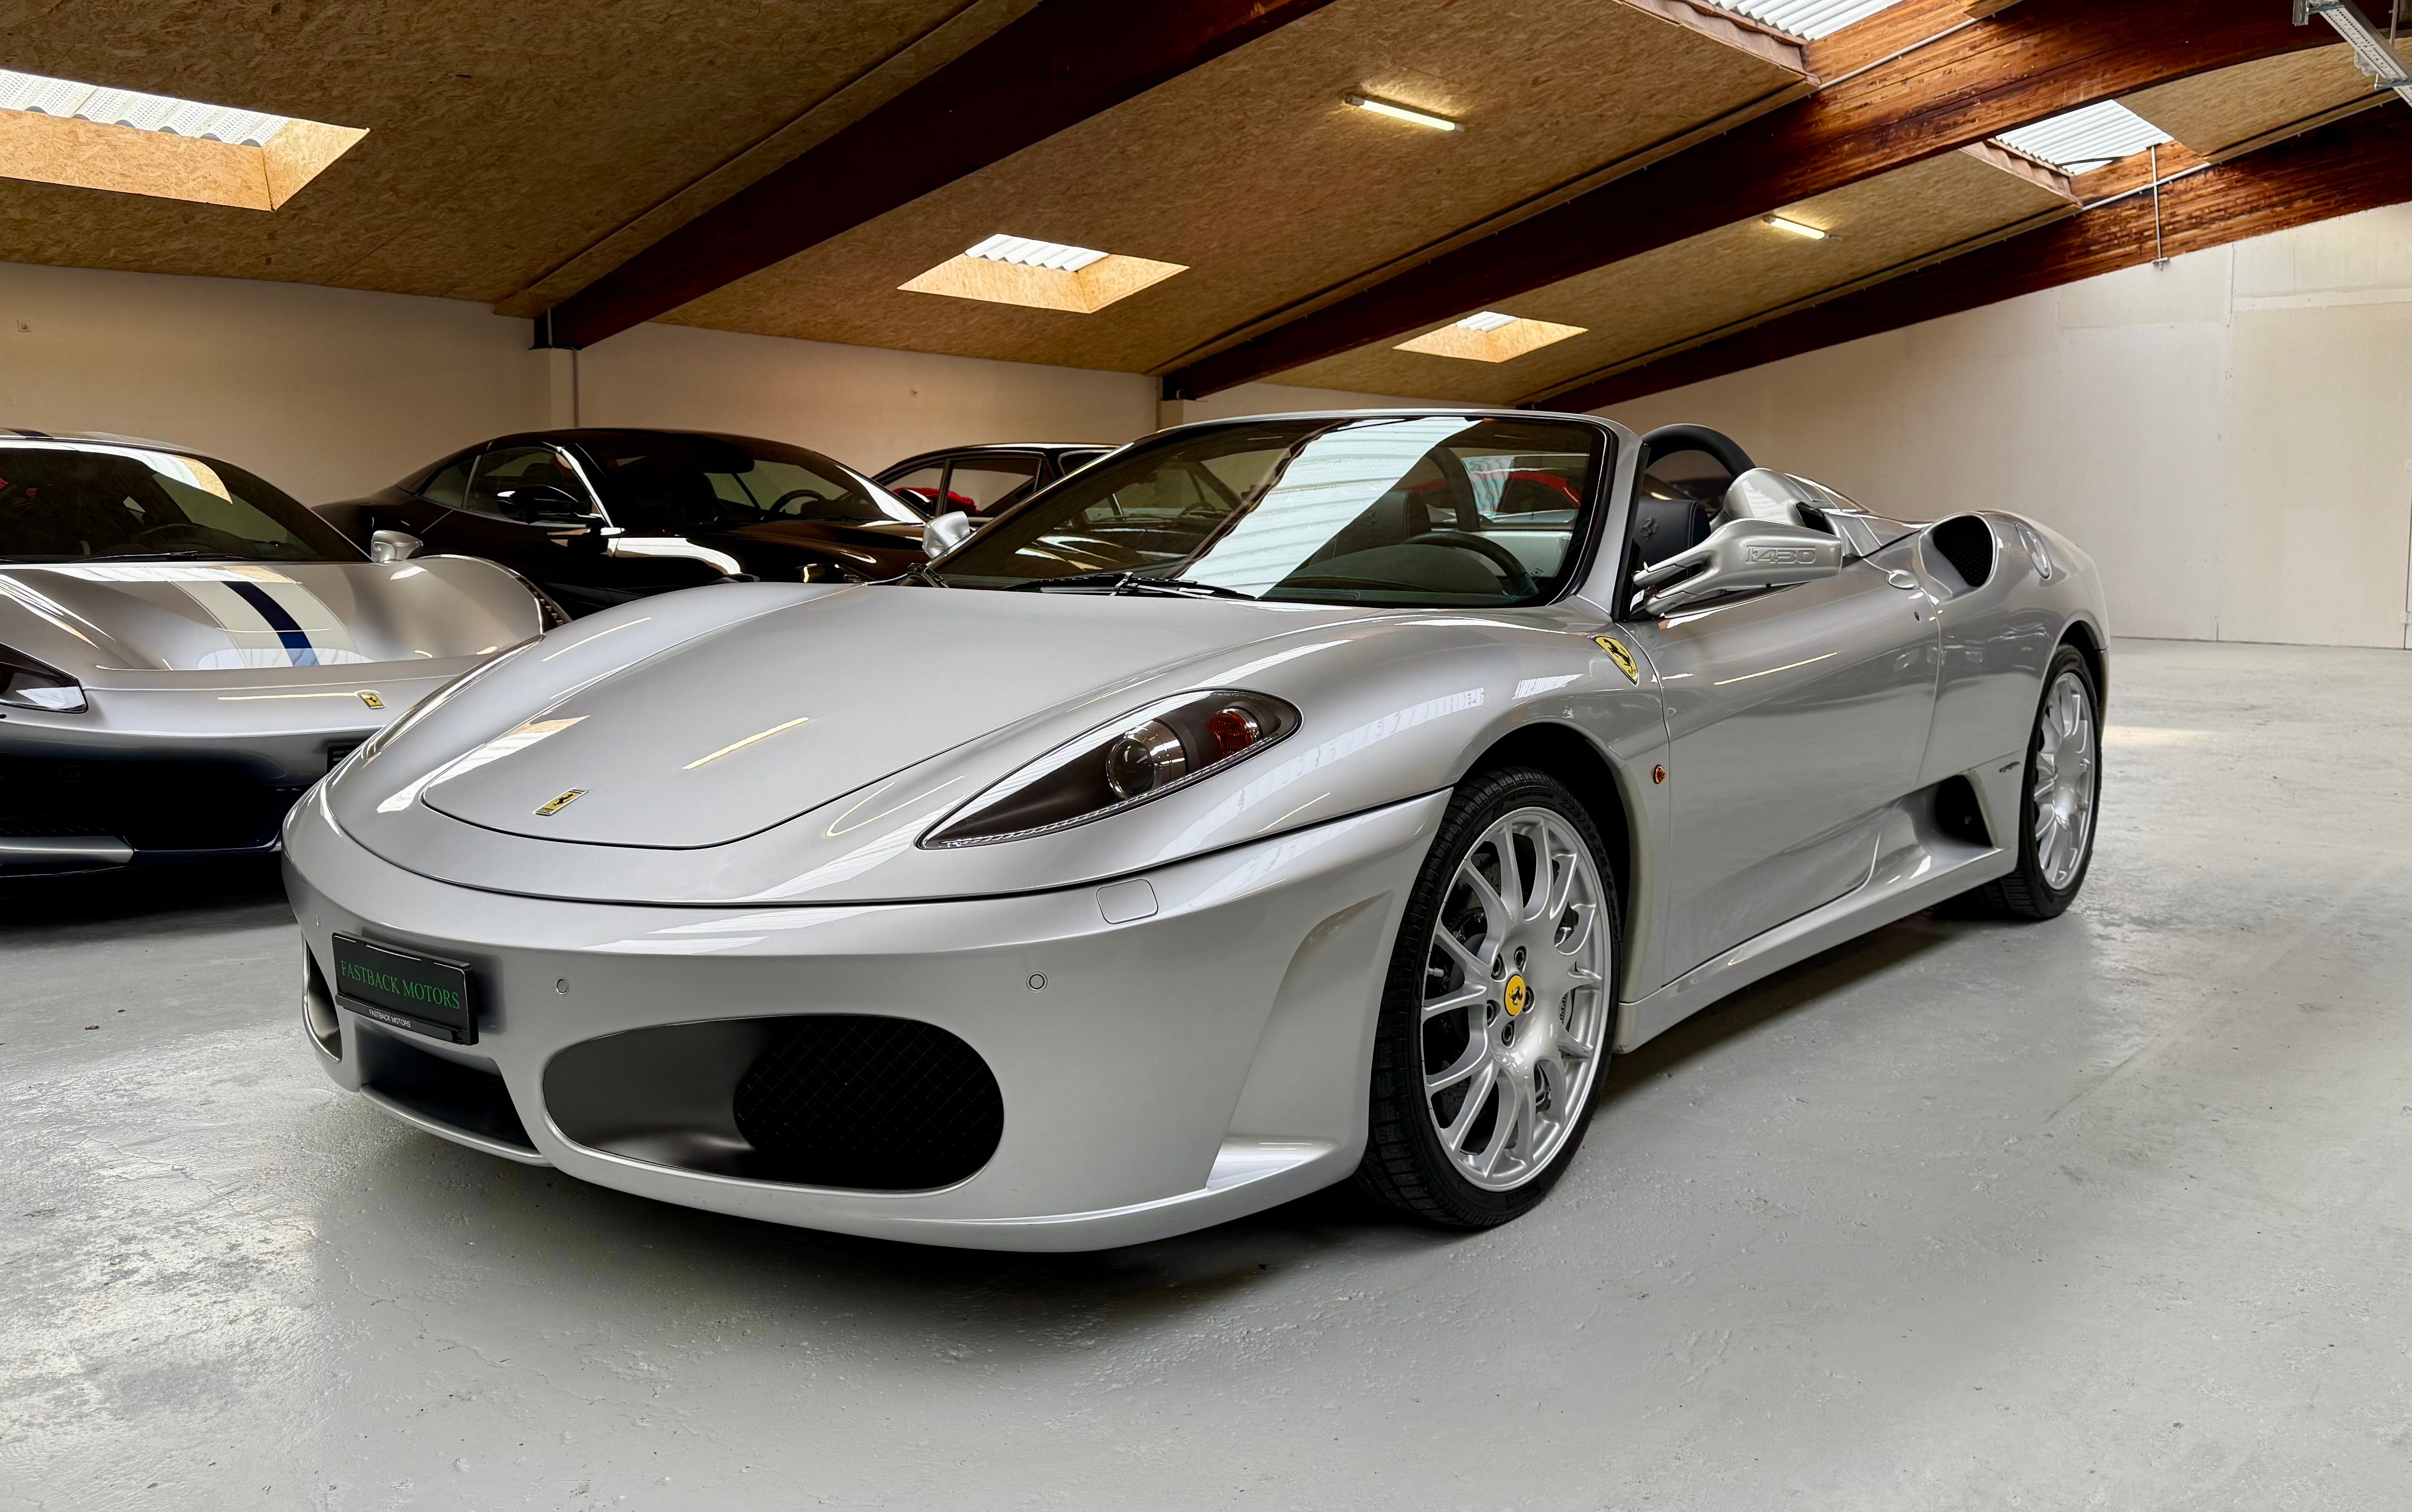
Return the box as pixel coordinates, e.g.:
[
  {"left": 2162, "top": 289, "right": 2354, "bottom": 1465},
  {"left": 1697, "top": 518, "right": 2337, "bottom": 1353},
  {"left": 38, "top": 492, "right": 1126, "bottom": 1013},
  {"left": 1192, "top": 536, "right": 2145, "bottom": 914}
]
[
  {"left": 1162, "top": 0, "right": 2336, "bottom": 398},
  {"left": 1534, "top": 106, "right": 2412, "bottom": 412},
  {"left": 536, "top": 0, "right": 1338, "bottom": 350}
]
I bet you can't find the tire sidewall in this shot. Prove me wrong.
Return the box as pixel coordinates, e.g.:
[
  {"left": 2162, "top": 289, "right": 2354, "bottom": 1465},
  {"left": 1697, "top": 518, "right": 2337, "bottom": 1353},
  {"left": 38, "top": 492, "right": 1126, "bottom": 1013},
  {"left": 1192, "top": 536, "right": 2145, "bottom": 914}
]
[{"left": 1365, "top": 768, "right": 1619, "bottom": 1226}]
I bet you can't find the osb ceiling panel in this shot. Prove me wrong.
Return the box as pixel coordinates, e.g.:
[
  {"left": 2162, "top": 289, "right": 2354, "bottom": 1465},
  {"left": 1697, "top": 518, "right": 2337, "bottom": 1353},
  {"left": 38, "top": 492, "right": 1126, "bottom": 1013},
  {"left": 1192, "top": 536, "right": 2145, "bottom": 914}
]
[
  {"left": 1279, "top": 147, "right": 2075, "bottom": 406},
  {"left": 0, "top": 0, "right": 992, "bottom": 302},
  {"left": 661, "top": 0, "right": 1803, "bottom": 372},
  {"left": 2122, "top": 40, "right": 2412, "bottom": 158}
]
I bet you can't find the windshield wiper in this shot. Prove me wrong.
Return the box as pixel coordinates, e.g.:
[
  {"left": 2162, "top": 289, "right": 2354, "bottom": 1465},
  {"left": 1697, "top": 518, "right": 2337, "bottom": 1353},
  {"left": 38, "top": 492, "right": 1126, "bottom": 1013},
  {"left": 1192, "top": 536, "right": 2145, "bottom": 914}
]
[
  {"left": 1007, "top": 569, "right": 1252, "bottom": 599},
  {"left": 89, "top": 550, "right": 226, "bottom": 561}
]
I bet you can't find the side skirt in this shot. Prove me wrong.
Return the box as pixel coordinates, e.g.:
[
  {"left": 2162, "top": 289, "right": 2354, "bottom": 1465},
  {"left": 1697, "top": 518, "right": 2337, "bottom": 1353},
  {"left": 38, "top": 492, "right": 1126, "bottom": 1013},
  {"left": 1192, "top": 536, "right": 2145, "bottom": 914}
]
[{"left": 1612, "top": 775, "right": 2018, "bottom": 1052}]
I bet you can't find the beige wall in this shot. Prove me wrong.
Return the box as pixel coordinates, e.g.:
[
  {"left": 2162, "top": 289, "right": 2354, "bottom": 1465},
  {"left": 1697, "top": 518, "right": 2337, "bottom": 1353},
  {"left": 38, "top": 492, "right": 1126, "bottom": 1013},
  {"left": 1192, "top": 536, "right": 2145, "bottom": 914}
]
[
  {"left": 0, "top": 258, "right": 1440, "bottom": 504},
  {"left": 1598, "top": 204, "right": 2412, "bottom": 650}
]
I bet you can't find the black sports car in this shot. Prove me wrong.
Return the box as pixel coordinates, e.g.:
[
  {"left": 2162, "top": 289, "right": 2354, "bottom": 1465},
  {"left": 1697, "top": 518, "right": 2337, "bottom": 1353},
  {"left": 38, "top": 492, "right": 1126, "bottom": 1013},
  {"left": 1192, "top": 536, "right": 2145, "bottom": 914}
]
[{"left": 321, "top": 429, "right": 930, "bottom": 615}]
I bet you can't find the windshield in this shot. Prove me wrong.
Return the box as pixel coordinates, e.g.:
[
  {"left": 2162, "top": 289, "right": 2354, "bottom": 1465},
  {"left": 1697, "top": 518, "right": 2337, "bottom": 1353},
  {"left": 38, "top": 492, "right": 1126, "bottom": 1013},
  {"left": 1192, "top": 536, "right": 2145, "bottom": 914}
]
[
  {"left": 574, "top": 432, "right": 924, "bottom": 534},
  {"left": 934, "top": 415, "right": 1603, "bottom": 606},
  {"left": 0, "top": 443, "right": 358, "bottom": 563}
]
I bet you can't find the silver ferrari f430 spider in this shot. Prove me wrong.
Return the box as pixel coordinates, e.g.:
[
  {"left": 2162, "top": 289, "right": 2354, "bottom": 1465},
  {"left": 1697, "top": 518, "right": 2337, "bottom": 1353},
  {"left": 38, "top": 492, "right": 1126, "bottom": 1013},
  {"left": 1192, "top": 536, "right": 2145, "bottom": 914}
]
[
  {"left": 284, "top": 411, "right": 2106, "bottom": 1250},
  {"left": 1, "top": 432, "right": 558, "bottom": 876}
]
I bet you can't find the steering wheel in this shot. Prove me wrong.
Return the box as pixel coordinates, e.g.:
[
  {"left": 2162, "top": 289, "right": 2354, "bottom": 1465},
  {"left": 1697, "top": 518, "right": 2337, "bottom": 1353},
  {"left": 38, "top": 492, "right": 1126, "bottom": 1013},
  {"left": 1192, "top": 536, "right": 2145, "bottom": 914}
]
[
  {"left": 1407, "top": 531, "right": 1537, "bottom": 595},
  {"left": 765, "top": 488, "right": 835, "bottom": 517},
  {"left": 129, "top": 523, "right": 225, "bottom": 548}
]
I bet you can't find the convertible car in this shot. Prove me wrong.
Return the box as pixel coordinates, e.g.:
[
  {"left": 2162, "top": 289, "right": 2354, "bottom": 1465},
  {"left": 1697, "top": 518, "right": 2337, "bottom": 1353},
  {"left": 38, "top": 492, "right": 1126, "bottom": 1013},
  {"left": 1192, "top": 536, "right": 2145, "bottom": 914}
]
[
  {"left": 285, "top": 410, "right": 2105, "bottom": 1249},
  {"left": 1, "top": 432, "right": 555, "bottom": 875}
]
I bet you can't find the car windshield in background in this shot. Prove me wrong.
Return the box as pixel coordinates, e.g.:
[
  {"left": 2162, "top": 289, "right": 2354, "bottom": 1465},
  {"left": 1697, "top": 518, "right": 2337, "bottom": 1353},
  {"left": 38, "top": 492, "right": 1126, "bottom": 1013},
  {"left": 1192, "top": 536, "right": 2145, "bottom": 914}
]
[
  {"left": 578, "top": 433, "right": 924, "bottom": 535},
  {"left": 934, "top": 415, "right": 1602, "bottom": 607},
  {"left": 0, "top": 443, "right": 357, "bottom": 563}
]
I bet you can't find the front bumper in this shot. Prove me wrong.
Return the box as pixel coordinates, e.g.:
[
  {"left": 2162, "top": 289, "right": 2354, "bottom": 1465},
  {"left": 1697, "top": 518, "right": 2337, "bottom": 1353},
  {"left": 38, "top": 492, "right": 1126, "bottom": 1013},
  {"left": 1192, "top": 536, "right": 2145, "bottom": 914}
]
[
  {"left": 283, "top": 788, "right": 1445, "bottom": 1251},
  {"left": 0, "top": 665, "right": 469, "bottom": 873}
]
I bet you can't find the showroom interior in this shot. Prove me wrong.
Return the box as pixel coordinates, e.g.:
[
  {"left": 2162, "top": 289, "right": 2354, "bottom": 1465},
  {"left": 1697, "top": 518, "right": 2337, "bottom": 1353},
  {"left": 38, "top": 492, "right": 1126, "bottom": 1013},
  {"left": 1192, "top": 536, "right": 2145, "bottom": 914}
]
[{"left": 2, "top": 0, "right": 2407, "bottom": 1504}]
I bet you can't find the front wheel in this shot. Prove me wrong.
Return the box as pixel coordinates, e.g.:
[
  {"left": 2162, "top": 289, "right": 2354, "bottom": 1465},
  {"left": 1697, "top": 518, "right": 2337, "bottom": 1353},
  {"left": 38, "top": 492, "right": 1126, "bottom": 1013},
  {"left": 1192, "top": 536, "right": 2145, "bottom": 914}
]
[
  {"left": 1356, "top": 768, "right": 1619, "bottom": 1228},
  {"left": 1968, "top": 643, "right": 2101, "bottom": 920}
]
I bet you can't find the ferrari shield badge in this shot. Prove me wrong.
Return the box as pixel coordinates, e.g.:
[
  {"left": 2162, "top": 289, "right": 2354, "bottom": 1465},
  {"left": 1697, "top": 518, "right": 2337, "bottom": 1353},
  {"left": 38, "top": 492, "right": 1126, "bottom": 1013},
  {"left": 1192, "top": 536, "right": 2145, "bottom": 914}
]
[
  {"left": 356, "top": 690, "right": 384, "bottom": 709},
  {"left": 535, "top": 788, "right": 586, "bottom": 816},
  {"left": 1593, "top": 636, "right": 1639, "bottom": 684}
]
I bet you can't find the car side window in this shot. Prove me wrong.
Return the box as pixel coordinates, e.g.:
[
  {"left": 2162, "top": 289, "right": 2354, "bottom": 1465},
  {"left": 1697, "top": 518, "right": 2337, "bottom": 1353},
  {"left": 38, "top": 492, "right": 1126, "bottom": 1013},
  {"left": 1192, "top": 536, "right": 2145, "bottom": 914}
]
[
  {"left": 883, "top": 463, "right": 950, "bottom": 513},
  {"left": 416, "top": 458, "right": 471, "bottom": 508},
  {"left": 463, "top": 447, "right": 592, "bottom": 520},
  {"left": 946, "top": 457, "right": 1042, "bottom": 517}
]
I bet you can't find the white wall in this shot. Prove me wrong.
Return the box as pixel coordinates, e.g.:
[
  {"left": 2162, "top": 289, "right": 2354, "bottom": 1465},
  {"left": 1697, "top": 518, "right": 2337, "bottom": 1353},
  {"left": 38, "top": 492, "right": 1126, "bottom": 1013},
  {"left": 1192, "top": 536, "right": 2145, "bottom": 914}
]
[
  {"left": 0, "top": 258, "right": 1442, "bottom": 505},
  {"left": 1598, "top": 204, "right": 2412, "bottom": 650}
]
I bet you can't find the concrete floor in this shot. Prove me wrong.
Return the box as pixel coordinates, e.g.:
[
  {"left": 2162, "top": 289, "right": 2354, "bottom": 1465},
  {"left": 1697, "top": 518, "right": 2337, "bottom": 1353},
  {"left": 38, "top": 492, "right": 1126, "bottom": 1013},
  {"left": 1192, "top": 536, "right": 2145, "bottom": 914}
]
[{"left": 3, "top": 637, "right": 2407, "bottom": 1511}]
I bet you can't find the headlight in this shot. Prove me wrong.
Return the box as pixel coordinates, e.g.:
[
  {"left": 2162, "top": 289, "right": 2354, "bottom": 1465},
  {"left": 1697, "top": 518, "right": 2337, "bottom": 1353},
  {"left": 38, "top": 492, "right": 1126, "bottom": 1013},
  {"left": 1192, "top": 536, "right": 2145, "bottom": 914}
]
[
  {"left": 0, "top": 644, "right": 86, "bottom": 712},
  {"left": 922, "top": 689, "right": 1299, "bottom": 847}
]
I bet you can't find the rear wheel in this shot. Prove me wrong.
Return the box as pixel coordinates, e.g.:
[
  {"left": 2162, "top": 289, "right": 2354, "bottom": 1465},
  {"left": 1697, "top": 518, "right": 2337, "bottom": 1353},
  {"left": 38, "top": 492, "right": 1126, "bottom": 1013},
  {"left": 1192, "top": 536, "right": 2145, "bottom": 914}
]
[
  {"left": 1968, "top": 643, "right": 2100, "bottom": 920},
  {"left": 1356, "top": 768, "right": 1618, "bottom": 1228}
]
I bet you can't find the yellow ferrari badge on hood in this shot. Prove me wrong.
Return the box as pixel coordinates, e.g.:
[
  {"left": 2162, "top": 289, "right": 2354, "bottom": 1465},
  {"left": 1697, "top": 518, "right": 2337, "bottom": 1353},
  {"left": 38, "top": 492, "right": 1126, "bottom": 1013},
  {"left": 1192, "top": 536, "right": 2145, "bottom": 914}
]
[
  {"left": 535, "top": 789, "right": 586, "bottom": 816},
  {"left": 1593, "top": 636, "right": 1639, "bottom": 684}
]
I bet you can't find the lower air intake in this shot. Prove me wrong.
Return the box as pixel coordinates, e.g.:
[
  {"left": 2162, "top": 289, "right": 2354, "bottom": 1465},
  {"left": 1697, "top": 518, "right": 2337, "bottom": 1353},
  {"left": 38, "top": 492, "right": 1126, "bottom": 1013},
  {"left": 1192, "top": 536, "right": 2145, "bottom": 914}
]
[{"left": 733, "top": 1016, "right": 1003, "bottom": 1191}]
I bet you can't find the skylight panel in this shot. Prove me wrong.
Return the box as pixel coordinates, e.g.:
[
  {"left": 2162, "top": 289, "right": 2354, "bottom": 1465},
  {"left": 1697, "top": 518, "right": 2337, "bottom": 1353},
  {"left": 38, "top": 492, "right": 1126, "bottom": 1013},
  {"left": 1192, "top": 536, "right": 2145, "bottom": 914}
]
[
  {"left": 0, "top": 67, "right": 364, "bottom": 210},
  {"left": 1395, "top": 311, "right": 1586, "bottom": 363},
  {"left": 903, "top": 233, "right": 1186, "bottom": 314},
  {"left": 1715, "top": 0, "right": 1914, "bottom": 41},
  {"left": 0, "top": 69, "right": 290, "bottom": 146},
  {"left": 1993, "top": 101, "right": 2172, "bottom": 174},
  {"left": 964, "top": 234, "right": 1109, "bottom": 273}
]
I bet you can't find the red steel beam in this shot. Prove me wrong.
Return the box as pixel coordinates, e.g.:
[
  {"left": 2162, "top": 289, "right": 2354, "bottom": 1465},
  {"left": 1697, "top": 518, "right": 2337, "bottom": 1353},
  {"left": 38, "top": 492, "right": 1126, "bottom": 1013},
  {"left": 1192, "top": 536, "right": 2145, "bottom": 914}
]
[
  {"left": 540, "top": 0, "right": 1340, "bottom": 349},
  {"left": 1535, "top": 106, "right": 2412, "bottom": 411},
  {"left": 1163, "top": 0, "right": 2340, "bottom": 397}
]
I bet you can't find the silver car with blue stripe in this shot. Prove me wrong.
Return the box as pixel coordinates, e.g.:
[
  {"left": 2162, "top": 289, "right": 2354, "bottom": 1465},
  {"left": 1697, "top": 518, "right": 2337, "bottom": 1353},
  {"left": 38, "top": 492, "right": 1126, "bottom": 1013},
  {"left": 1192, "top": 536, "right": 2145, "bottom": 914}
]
[{"left": 0, "top": 431, "right": 558, "bottom": 876}]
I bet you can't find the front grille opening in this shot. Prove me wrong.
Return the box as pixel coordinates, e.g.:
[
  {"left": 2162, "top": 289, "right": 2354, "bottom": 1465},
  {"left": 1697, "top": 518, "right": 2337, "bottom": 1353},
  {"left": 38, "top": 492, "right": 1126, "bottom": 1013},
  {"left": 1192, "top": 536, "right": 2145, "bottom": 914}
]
[
  {"left": 356, "top": 1023, "right": 534, "bottom": 1153},
  {"left": 735, "top": 1017, "right": 1004, "bottom": 1191},
  {"left": 0, "top": 754, "right": 300, "bottom": 850},
  {"left": 544, "top": 1015, "right": 1003, "bottom": 1193},
  {"left": 302, "top": 949, "right": 342, "bottom": 1059}
]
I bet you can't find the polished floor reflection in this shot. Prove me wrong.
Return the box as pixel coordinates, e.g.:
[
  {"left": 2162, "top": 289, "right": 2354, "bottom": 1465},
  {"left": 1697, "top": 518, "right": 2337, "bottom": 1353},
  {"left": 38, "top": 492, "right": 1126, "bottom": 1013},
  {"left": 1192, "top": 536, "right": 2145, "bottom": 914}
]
[{"left": 4, "top": 637, "right": 2405, "bottom": 1510}]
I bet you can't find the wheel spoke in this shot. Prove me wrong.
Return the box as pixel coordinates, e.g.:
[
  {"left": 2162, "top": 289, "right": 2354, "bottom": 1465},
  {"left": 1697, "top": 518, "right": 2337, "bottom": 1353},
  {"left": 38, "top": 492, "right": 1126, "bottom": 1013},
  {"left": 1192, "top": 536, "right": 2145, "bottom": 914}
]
[
  {"left": 1433, "top": 927, "right": 1491, "bottom": 985},
  {"left": 1421, "top": 980, "right": 1487, "bottom": 1020},
  {"left": 1424, "top": 1038, "right": 1488, "bottom": 1095},
  {"left": 1493, "top": 824, "right": 1526, "bottom": 919},
  {"left": 1441, "top": 1062, "right": 1497, "bottom": 1151}
]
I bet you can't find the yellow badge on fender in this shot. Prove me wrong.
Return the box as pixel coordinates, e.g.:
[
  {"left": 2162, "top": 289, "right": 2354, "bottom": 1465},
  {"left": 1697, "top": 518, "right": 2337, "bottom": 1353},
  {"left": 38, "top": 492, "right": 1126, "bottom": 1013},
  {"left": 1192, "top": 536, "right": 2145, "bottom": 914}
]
[
  {"left": 356, "top": 690, "right": 384, "bottom": 710},
  {"left": 1593, "top": 636, "right": 1639, "bottom": 684},
  {"left": 535, "top": 789, "right": 586, "bottom": 816}
]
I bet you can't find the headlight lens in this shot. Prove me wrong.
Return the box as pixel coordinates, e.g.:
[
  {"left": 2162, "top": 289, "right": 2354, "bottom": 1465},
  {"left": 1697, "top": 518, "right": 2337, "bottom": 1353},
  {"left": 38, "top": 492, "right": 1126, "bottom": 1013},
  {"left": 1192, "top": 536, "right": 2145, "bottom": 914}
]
[
  {"left": 923, "top": 688, "right": 1299, "bottom": 847},
  {"left": 0, "top": 644, "right": 86, "bottom": 712}
]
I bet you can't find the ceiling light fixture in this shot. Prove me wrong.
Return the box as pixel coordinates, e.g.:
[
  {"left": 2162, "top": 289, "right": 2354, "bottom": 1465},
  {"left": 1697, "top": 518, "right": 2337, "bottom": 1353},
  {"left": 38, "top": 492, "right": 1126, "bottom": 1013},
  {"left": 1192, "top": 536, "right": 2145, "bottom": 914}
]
[
  {"left": 1395, "top": 311, "right": 1585, "bottom": 363},
  {"left": 1343, "top": 94, "right": 1459, "bottom": 132},
  {"left": 0, "top": 67, "right": 365, "bottom": 211},
  {"left": 1762, "top": 214, "right": 1830, "bottom": 240},
  {"left": 902, "top": 233, "right": 1187, "bottom": 314}
]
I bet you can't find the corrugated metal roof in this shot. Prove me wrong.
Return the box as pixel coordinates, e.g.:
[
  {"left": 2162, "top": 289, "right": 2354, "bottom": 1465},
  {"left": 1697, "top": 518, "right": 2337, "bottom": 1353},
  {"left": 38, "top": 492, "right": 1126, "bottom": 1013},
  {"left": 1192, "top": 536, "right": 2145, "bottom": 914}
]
[
  {"left": 1994, "top": 101, "right": 2173, "bottom": 174},
  {"left": 1715, "top": 0, "right": 1913, "bottom": 41},
  {"left": 0, "top": 68, "right": 289, "bottom": 147}
]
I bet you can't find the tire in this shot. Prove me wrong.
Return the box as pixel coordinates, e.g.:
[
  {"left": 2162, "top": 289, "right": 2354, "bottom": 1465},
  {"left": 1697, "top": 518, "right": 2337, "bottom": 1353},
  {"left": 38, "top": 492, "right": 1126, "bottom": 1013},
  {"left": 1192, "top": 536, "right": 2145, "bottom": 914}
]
[
  {"left": 1967, "top": 643, "right": 2101, "bottom": 921},
  {"left": 1355, "top": 767, "right": 1620, "bottom": 1228}
]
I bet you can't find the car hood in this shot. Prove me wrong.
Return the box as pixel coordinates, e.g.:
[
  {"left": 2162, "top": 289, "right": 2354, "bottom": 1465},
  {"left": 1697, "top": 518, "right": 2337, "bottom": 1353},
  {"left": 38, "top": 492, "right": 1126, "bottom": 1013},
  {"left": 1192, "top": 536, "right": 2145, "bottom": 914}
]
[
  {"left": 0, "top": 558, "right": 542, "bottom": 681},
  {"left": 399, "top": 584, "right": 1348, "bottom": 850}
]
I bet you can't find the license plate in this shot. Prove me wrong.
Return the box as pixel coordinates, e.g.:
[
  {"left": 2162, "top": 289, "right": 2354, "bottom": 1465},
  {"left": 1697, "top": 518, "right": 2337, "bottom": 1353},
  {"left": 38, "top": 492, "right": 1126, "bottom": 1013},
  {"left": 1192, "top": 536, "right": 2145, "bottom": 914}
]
[{"left": 330, "top": 933, "right": 477, "bottom": 1044}]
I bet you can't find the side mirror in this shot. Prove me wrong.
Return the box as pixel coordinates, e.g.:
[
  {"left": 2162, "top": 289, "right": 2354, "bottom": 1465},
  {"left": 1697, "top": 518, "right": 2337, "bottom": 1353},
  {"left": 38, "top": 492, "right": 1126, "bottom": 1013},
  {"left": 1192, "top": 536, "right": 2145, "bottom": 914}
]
[
  {"left": 1634, "top": 518, "right": 1842, "bottom": 615},
  {"left": 495, "top": 484, "right": 599, "bottom": 526},
  {"left": 368, "top": 530, "right": 423, "bottom": 563},
  {"left": 922, "top": 510, "right": 975, "bottom": 559}
]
